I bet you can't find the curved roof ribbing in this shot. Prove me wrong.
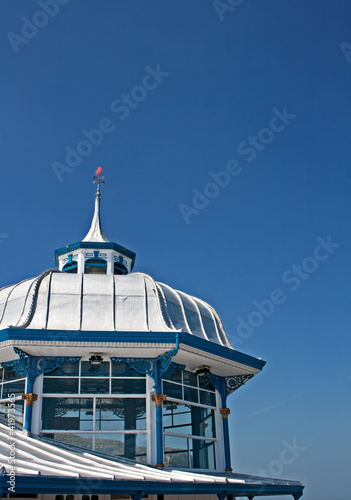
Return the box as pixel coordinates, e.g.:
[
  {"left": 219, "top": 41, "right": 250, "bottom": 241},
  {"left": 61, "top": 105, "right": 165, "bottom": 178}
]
[{"left": 0, "top": 271, "right": 233, "bottom": 349}]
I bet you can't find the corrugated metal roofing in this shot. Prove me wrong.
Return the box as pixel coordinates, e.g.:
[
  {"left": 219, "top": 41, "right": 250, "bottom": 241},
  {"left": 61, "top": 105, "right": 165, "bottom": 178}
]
[{"left": 0, "top": 422, "right": 302, "bottom": 494}]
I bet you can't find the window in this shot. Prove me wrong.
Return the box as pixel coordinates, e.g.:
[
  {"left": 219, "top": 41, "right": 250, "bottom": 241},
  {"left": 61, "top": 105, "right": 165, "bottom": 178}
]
[
  {"left": 62, "top": 261, "right": 78, "bottom": 273},
  {"left": 163, "top": 369, "right": 217, "bottom": 469},
  {"left": 114, "top": 262, "right": 128, "bottom": 275},
  {"left": 0, "top": 367, "right": 25, "bottom": 426},
  {"left": 41, "top": 361, "right": 147, "bottom": 463},
  {"left": 85, "top": 258, "right": 107, "bottom": 274}
]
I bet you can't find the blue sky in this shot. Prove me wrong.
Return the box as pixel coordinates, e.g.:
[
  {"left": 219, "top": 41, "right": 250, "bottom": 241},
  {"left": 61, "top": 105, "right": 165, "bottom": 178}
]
[{"left": 1, "top": 1, "right": 351, "bottom": 498}]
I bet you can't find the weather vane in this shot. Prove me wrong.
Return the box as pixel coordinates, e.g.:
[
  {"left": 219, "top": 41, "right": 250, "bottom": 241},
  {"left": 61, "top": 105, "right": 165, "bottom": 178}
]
[{"left": 93, "top": 166, "right": 105, "bottom": 195}]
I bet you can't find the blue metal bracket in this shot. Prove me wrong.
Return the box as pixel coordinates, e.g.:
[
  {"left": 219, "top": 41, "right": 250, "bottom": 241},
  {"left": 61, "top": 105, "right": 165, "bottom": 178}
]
[
  {"left": 0, "top": 347, "right": 81, "bottom": 381},
  {"left": 163, "top": 361, "right": 186, "bottom": 377},
  {"left": 131, "top": 492, "right": 145, "bottom": 500},
  {"left": 110, "top": 357, "right": 155, "bottom": 378}
]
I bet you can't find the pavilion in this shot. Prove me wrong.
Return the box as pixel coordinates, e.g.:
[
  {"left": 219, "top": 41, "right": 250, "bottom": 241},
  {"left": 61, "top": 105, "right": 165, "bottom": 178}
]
[{"left": 0, "top": 169, "right": 304, "bottom": 499}]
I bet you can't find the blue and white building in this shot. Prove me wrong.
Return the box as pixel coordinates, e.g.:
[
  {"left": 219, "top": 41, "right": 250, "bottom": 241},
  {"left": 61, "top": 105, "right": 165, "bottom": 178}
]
[{"left": 0, "top": 175, "right": 304, "bottom": 499}]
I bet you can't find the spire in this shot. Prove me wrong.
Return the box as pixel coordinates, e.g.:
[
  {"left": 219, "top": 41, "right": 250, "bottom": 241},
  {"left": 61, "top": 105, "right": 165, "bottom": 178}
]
[{"left": 83, "top": 167, "right": 109, "bottom": 243}]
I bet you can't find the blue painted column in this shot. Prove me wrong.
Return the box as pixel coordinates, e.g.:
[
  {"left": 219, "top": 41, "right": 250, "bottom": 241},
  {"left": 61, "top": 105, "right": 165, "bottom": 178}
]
[
  {"left": 151, "top": 334, "right": 180, "bottom": 467},
  {"left": 220, "top": 377, "right": 232, "bottom": 471},
  {"left": 23, "top": 356, "right": 38, "bottom": 433},
  {"left": 152, "top": 360, "right": 167, "bottom": 467}
]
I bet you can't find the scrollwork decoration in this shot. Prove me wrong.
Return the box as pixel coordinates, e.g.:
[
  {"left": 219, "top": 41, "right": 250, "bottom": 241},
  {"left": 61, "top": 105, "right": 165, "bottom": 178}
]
[{"left": 225, "top": 374, "right": 253, "bottom": 395}]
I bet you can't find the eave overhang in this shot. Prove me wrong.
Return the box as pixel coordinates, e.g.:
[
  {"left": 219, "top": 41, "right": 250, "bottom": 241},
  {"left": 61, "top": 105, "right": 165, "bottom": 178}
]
[
  {"left": 0, "top": 474, "right": 304, "bottom": 498},
  {"left": 0, "top": 329, "right": 265, "bottom": 378}
]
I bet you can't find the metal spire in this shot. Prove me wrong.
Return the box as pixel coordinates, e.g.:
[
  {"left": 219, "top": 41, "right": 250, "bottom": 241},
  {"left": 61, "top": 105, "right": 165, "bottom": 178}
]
[{"left": 82, "top": 167, "right": 109, "bottom": 243}]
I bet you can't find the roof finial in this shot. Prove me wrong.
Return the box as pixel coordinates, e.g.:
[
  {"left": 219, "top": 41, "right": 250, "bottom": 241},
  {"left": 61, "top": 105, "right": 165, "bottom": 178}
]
[
  {"left": 93, "top": 166, "right": 105, "bottom": 197},
  {"left": 82, "top": 167, "right": 109, "bottom": 243}
]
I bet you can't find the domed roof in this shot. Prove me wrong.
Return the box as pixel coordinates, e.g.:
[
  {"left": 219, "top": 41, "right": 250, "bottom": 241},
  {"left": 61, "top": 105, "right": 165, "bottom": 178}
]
[{"left": 0, "top": 270, "right": 233, "bottom": 349}]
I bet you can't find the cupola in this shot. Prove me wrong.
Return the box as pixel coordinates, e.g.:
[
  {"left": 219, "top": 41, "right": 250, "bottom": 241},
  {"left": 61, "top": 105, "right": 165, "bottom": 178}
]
[{"left": 54, "top": 167, "right": 136, "bottom": 275}]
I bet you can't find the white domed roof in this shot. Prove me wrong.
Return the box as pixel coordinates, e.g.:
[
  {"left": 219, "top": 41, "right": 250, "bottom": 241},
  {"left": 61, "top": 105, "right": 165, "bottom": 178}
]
[{"left": 0, "top": 270, "right": 233, "bottom": 349}]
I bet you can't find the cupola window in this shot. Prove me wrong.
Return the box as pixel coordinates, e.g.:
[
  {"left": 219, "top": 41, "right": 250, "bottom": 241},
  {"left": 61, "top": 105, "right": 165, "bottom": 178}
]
[
  {"left": 62, "top": 255, "right": 78, "bottom": 274},
  {"left": 62, "top": 261, "right": 78, "bottom": 273},
  {"left": 114, "top": 262, "right": 128, "bottom": 275},
  {"left": 85, "top": 258, "right": 107, "bottom": 274}
]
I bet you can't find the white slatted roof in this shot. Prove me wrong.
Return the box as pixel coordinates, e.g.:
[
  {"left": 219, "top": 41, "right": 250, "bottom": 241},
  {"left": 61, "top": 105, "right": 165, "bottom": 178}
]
[{"left": 0, "top": 422, "right": 302, "bottom": 493}]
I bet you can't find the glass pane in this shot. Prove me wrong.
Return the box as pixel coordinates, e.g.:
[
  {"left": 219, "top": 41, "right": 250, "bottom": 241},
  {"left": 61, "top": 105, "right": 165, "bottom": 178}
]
[
  {"left": 111, "top": 362, "right": 143, "bottom": 377},
  {"left": 184, "top": 386, "right": 198, "bottom": 404},
  {"left": 41, "top": 398, "right": 93, "bottom": 430},
  {"left": 163, "top": 366, "right": 182, "bottom": 382},
  {"left": 200, "top": 390, "right": 216, "bottom": 407},
  {"left": 95, "top": 433, "right": 146, "bottom": 462},
  {"left": 164, "top": 435, "right": 189, "bottom": 467},
  {"left": 45, "top": 361, "right": 79, "bottom": 377},
  {"left": 111, "top": 379, "right": 145, "bottom": 394},
  {"left": 81, "top": 361, "right": 110, "bottom": 377},
  {"left": 191, "top": 407, "right": 216, "bottom": 438},
  {"left": 96, "top": 398, "right": 146, "bottom": 431},
  {"left": 4, "top": 367, "right": 24, "bottom": 382},
  {"left": 42, "top": 432, "right": 93, "bottom": 449},
  {"left": 183, "top": 371, "right": 198, "bottom": 387},
  {"left": 191, "top": 439, "right": 216, "bottom": 469},
  {"left": 80, "top": 378, "right": 109, "bottom": 394},
  {"left": 199, "top": 376, "right": 215, "bottom": 391},
  {"left": 163, "top": 381, "right": 182, "bottom": 400},
  {"left": 43, "top": 378, "right": 78, "bottom": 394},
  {"left": 162, "top": 298, "right": 184, "bottom": 330},
  {"left": 2, "top": 379, "right": 26, "bottom": 397},
  {"left": 182, "top": 306, "right": 203, "bottom": 337},
  {"left": 163, "top": 403, "right": 192, "bottom": 435},
  {"left": 199, "top": 313, "right": 219, "bottom": 343},
  {"left": 0, "top": 367, "right": 3, "bottom": 381}
]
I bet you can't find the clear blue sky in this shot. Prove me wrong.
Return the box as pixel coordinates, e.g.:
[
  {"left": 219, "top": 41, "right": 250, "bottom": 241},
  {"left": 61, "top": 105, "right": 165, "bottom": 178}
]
[{"left": 1, "top": 1, "right": 351, "bottom": 498}]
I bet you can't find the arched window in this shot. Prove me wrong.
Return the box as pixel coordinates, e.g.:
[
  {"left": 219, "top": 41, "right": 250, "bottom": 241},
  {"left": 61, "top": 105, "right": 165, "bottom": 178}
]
[
  {"left": 62, "top": 255, "right": 77, "bottom": 274},
  {"left": 62, "top": 261, "right": 78, "bottom": 273},
  {"left": 114, "top": 262, "right": 128, "bottom": 275},
  {"left": 85, "top": 258, "right": 107, "bottom": 274}
]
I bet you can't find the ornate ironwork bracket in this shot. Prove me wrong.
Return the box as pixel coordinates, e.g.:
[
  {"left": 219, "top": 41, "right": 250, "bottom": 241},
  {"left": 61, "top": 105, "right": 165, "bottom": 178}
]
[
  {"left": 206, "top": 373, "right": 222, "bottom": 392},
  {"left": 225, "top": 374, "right": 254, "bottom": 396},
  {"left": 163, "top": 361, "right": 186, "bottom": 377},
  {"left": 110, "top": 357, "right": 155, "bottom": 378},
  {"left": 204, "top": 372, "right": 254, "bottom": 396},
  {"left": 1, "top": 347, "right": 31, "bottom": 376},
  {"left": 110, "top": 358, "right": 185, "bottom": 388},
  {"left": 0, "top": 347, "right": 81, "bottom": 381},
  {"left": 157, "top": 350, "right": 178, "bottom": 377},
  {"left": 131, "top": 493, "right": 145, "bottom": 500},
  {"left": 217, "top": 494, "right": 227, "bottom": 500}
]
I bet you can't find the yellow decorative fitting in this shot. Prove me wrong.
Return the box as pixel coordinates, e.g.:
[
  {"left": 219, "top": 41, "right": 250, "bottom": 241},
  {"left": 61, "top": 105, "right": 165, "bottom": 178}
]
[
  {"left": 22, "top": 393, "right": 38, "bottom": 406},
  {"left": 220, "top": 408, "right": 231, "bottom": 419},
  {"left": 151, "top": 394, "right": 167, "bottom": 406}
]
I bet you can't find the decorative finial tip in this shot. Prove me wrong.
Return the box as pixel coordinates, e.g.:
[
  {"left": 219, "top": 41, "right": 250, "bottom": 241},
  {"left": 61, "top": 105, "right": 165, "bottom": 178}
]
[{"left": 93, "top": 167, "right": 105, "bottom": 194}]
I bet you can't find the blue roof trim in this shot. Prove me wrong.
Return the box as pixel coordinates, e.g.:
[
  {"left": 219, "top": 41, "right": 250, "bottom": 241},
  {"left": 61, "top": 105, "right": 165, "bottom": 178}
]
[
  {"left": 0, "top": 474, "right": 304, "bottom": 497},
  {"left": 0, "top": 329, "right": 266, "bottom": 371},
  {"left": 54, "top": 241, "right": 136, "bottom": 268}
]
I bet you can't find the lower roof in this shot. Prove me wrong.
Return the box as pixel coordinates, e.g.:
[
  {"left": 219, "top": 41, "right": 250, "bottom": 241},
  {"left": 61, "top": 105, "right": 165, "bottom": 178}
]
[{"left": 0, "top": 422, "right": 303, "bottom": 498}]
